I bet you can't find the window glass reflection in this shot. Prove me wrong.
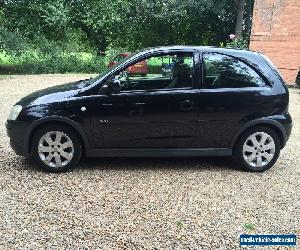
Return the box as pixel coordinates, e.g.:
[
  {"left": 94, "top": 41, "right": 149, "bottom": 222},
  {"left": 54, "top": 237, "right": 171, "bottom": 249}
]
[
  {"left": 116, "top": 53, "right": 194, "bottom": 91},
  {"left": 203, "top": 53, "right": 265, "bottom": 88}
]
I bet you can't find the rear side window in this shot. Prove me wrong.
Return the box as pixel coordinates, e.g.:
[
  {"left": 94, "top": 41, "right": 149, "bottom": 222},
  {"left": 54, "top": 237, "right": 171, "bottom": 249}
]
[{"left": 203, "top": 53, "right": 266, "bottom": 89}]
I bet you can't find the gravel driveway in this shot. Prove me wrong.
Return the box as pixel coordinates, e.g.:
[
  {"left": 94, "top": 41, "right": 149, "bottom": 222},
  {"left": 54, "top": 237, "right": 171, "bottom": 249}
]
[{"left": 0, "top": 75, "right": 299, "bottom": 249}]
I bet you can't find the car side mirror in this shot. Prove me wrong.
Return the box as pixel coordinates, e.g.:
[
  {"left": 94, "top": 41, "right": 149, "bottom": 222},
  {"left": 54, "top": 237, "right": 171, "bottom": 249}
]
[
  {"left": 108, "top": 79, "right": 121, "bottom": 94},
  {"left": 98, "top": 78, "right": 121, "bottom": 95}
]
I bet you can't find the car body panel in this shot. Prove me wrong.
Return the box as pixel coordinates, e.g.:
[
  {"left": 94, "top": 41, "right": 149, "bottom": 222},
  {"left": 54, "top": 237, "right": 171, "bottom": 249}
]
[
  {"left": 87, "top": 88, "right": 199, "bottom": 148},
  {"left": 194, "top": 86, "right": 287, "bottom": 148}
]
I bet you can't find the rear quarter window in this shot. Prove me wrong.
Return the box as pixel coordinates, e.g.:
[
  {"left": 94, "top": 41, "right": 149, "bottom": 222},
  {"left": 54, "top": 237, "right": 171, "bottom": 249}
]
[{"left": 203, "top": 53, "right": 267, "bottom": 89}]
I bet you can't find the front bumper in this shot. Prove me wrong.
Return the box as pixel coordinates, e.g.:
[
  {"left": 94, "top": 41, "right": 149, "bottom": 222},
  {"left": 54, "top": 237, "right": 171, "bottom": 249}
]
[{"left": 6, "top": 120, "right": 31, "bottom": 157}]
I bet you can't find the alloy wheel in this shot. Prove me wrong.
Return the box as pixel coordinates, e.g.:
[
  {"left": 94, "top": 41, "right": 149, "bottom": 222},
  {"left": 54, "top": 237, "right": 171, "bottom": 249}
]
[
  {"left": 38, "top": 131, "right": 74, "bottom": 168},
  {"left": 242, "top": 132, "right": 276, "bottom": 168}
]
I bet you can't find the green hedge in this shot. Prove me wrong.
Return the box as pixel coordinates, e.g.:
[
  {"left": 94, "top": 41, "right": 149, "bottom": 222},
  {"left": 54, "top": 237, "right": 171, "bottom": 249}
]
[
  {"left": 17, "top": 54, "right": 106, "bottom": 74},
  {"left": 148, "top": 65, "right": 162, "bottom": 74}
]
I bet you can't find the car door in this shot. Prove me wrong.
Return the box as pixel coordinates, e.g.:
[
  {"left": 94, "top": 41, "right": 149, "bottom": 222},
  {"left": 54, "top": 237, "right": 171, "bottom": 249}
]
[
  {"left": 194, "top": 52, "right": 273, "bottom": 149},
  {"left": 90, "top": 51, "right": 199, "bottom": 148}
]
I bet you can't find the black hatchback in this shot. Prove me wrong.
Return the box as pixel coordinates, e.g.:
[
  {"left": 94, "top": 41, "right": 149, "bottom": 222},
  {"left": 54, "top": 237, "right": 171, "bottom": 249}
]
[{"left": 6, "top": 46, "right": 292, "bottom": 172}]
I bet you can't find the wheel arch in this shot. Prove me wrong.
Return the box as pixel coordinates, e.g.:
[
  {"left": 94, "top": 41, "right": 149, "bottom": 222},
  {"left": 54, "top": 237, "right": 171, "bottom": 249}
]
[
  {"left": 25, "top": 116, "right": 90, "bottom": 156},
  {"left": 231, "top": 119, "right": 287, "bottom": 149}
]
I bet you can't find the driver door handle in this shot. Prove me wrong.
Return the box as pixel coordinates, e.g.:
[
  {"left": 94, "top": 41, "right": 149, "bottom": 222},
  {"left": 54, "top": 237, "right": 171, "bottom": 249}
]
[{"left": 180, "top": 99, "right": 194, "bottom": 111}]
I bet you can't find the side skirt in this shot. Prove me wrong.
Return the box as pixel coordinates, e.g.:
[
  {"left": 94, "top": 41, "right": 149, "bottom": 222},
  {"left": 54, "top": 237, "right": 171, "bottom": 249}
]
[{"left": 85, "top": 148, "right": 232, "bottom": 158}]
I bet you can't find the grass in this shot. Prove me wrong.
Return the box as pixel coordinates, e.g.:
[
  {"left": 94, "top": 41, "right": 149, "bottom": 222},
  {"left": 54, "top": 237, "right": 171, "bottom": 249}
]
[
  {"left": 0, "top": 51, "right": 95, "bottom": 65},
  {"left": 244, "top": 223, "right": 255, "bottom": 230},
  {"left": 148, "top": 56, "right": 192, "bottom": 66},
  {"left": 0, "top": 52, "right": 20, "bottom": 74},
  {"left": 0, "top": 51, "right": 105, "bottom": 74},
  {"left": 0, "top": 75, "right": 15, "bottom": 81},
  {"left": 0, "top": 52, "right": 14, "bottom": 65},
  {"left": 176, "top": 220, "right": 183, "bottom": 228},
  {"left": 0, "top": 53, "right": 19, "bottom": 75}
]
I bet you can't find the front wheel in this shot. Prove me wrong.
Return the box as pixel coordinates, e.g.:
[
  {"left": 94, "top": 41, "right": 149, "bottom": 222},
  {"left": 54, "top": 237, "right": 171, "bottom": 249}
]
[
  {"left": 31, "top": 125, "right": 82, "bottom": 172},
  {"left": 233, "top": 126, "right": 281, "bottom": 172}
]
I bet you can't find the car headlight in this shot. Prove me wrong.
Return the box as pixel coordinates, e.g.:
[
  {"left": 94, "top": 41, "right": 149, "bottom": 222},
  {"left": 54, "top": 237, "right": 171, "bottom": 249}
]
[{"left": 8, "top": 105, "right": 22, "bottom": 121}]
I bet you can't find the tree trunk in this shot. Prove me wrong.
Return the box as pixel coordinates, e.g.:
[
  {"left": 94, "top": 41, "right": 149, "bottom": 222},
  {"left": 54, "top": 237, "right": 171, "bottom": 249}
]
[
  {"left": 235, "top": 0, "right": 246, "bottom": 37},
  {"left": 244, "top": 0, "right": 254, "bottom": 37}
]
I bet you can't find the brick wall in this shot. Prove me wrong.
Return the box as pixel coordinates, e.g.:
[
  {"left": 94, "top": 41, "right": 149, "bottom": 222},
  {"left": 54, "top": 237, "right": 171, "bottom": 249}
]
[{"left": 250, "top": 0, "right": 300, "bottom": 84}]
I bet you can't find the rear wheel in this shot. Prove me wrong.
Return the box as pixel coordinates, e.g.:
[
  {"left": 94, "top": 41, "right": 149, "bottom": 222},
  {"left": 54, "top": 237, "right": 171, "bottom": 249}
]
[
  {"left": 233, "top": 126, "right": 281, "bottom": 172},
  {"left": 31, "top": 125, "right": 82, "bottom": 172}
]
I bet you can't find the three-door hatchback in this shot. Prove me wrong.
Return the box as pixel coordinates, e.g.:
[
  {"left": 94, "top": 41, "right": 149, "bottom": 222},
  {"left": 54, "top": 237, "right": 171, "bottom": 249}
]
[{"left": 6, "top": 46, "right": 292, "bottom": 172}]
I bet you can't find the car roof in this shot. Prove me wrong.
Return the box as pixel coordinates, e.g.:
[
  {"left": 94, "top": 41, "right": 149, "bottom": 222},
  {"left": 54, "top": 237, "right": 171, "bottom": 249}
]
[
  {"left": 131, "top": 45, "right": 266, "bottom": 68},
  {"left": 137, "top": 45, "right": 261, "bottom": 58}
]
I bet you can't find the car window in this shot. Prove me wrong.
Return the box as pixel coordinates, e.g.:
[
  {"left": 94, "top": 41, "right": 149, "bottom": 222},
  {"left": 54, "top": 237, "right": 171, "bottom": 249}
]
[
  {"left": 115, "top": 53, "right": 194, "bottom": 91},
  {"left": 203, "top": 53, "right": 266, "bottom": 89}
]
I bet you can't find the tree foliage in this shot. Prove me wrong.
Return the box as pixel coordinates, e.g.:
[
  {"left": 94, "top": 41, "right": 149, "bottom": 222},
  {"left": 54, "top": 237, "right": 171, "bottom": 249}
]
[
  {"left": 0, "top": 0, "right": 253, "bottom": 73},
  {"left": 1, "top": 0, "right": 239, "bottom": 52}
]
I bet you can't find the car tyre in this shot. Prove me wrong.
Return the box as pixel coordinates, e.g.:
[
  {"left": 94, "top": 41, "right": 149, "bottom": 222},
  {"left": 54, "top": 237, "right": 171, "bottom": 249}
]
[
  {"left": 31, "top": 124, "right": 82, "bottom": 172},
  {"left": 233, "top": 126, "right": 281, "bottom": 172}
]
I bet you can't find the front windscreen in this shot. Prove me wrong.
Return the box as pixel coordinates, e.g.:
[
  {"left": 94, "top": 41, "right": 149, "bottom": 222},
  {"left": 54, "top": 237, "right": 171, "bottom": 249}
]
[{"left": 84, "top": 50, "right": 144, "bottom": 86}]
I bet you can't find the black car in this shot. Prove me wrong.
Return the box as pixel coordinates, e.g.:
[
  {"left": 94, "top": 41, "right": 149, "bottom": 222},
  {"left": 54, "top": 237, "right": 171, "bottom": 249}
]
[
  {"left": 6, "top": 46, "right": 292, "bottom": 172},
  {"left": 296, "top": 70, "right": 300, "bottom": 87}
]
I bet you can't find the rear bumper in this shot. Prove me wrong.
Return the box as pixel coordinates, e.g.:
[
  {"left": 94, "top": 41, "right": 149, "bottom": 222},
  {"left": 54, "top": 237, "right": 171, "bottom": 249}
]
[
  {"left": 6, "top": 120, "right": 31, "bottom": 157},
  {"left": 283, "top": 121, "right": 292, "bottom": 141},
  {"left": 280, "top": 113, "right": 293, "bottom": 148},
  {"left": 271, "top": 113, "right": 292, "bottom": 148}
]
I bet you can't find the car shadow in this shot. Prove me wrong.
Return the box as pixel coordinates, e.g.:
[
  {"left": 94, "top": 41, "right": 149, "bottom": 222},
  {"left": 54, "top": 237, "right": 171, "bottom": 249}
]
[
  {"left": 78, "top": 156, "right": 242, "bottom": 172},
  {"left": 13, "top": 154, "right": 242, "bottom": 173}
]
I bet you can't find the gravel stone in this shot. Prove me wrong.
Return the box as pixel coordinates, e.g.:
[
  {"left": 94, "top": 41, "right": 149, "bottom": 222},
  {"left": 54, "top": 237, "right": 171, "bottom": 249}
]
[{"left": 0, "top": 75, "right": 299, "bottom": 249}]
